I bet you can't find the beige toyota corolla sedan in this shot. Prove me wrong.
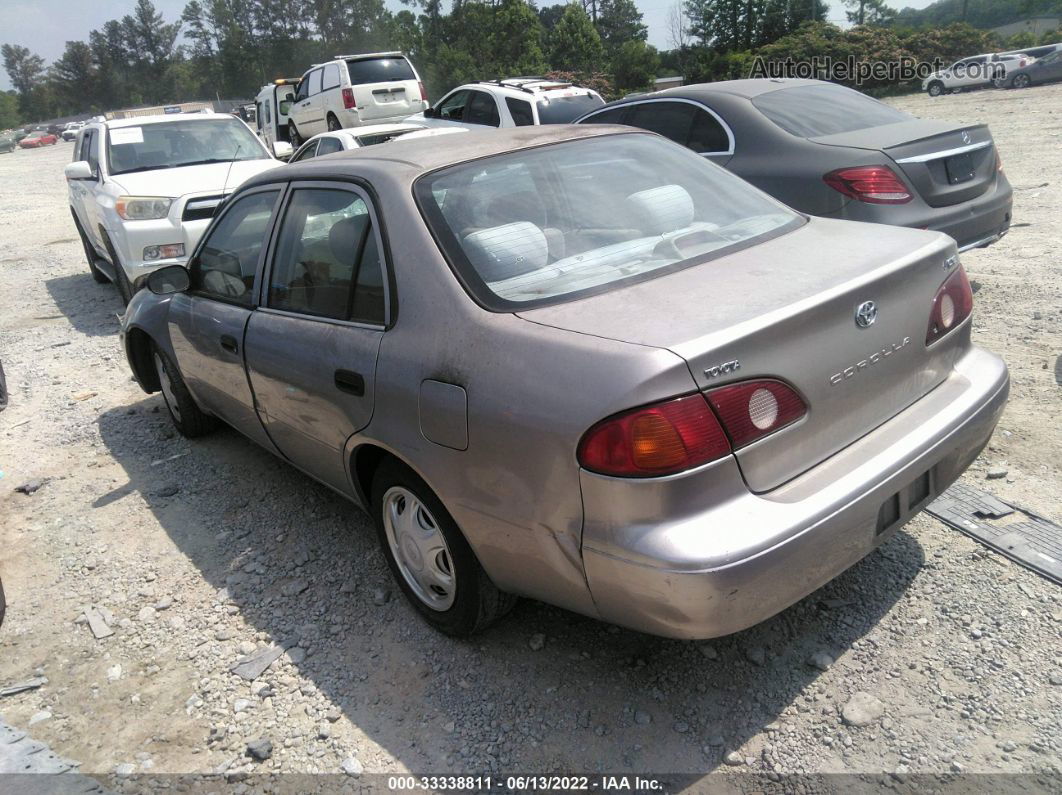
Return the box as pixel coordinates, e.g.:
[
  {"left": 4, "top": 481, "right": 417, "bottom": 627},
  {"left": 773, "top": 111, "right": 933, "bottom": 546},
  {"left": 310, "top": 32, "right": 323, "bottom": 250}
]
[{"left": 120, "top": 126, "right": 1009, "bottom": 638}]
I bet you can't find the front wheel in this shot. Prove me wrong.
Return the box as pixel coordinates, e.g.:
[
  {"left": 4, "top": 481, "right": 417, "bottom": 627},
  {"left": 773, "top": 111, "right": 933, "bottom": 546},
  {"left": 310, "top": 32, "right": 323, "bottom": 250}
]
[
  {"left": 153, "top": 345, "right": 217, "bottom": 438},
  {"left": 927, "top": 81, "right": 944, "bottom": 97},
  {"left": 371, "top": 459, "right": 516, "bottom": 636}
]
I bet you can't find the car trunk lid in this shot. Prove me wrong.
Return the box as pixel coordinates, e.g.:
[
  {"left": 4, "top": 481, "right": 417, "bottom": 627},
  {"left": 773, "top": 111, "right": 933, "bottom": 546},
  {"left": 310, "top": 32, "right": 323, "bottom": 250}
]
[
  {"left": 518, "top": 219, "right": 962, "bottom": 492},
  {"left": 810, "top": 120, "right": 998, "bottom": 208}
]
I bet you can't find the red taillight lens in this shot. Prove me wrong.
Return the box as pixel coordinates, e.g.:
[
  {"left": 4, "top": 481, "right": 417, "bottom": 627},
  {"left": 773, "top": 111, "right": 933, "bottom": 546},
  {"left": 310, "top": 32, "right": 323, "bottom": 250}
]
[
  {"left": 926, "top": 265, "right": 973, "bottom": 345},
  {"left": 342, "top": 88, "right": 356, "bottom": 110},
  {"left": 705, "top": 380, "right": 807, "bottom": 449},
  {"left": 577, "top": 395, "right": 731, "bottom": 477},
  {"left": 823, "top": 166, "right": 912, "bottom": 204},
  {"left": 418, "top": 81, "right": 428, "bottom": 102}
]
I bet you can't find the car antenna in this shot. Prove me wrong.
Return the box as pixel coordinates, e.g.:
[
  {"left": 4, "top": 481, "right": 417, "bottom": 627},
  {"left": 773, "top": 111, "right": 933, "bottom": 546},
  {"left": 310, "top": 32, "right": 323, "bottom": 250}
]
[{"left": 223, "top": 143, "right": 242, "bottom": 198}]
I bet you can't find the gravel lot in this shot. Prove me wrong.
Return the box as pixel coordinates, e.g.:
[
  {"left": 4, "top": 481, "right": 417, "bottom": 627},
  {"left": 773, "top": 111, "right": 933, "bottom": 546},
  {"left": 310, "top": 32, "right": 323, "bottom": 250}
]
[{"left": 0, "top": 85, "right": 1060, "bottom": 787}]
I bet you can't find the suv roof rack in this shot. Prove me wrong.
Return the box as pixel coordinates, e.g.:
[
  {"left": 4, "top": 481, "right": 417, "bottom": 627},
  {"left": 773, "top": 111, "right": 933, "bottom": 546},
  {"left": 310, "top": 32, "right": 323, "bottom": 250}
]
[{"left": 472, "top": 78, "right": 573, "bottom": 94}]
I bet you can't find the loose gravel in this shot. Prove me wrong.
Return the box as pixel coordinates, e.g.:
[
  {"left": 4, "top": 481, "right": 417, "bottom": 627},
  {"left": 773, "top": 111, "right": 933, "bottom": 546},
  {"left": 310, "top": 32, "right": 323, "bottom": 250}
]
[{"left": 0, "top": 85, "right": 1060, "bottom": 783}]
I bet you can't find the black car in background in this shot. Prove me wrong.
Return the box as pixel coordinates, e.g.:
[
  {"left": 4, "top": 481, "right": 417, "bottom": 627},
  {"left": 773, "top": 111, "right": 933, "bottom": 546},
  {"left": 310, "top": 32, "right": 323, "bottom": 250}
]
[
  {"left": 576, "top": 78, "right": 1012, "bottom": 252},
  {"left": 1006, "top": 49, "right": 1062, "bottom": 88}
]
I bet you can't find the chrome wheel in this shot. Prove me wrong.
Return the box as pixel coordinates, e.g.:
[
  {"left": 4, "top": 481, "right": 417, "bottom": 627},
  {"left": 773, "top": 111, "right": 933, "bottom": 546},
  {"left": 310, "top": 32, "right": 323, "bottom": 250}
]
[
  {"left": 154, "top": 352, "right": 181, "bottom": 423},
  {"left": 1013, "top": 75, "right": 1031, "bottom": 89},
  {"left": 382, "top": 486, "right": 456, "bottom": 611}
]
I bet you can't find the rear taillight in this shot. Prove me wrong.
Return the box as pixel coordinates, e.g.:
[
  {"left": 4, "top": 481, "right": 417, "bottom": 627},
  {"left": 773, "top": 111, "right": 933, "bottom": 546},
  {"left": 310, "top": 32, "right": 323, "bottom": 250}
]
[
  {"left": 577, "top": 395, "right": 730, "bottom": 477},
  {"left": 823, "top": 166, "right": 912, "bottom": 204},
  {"left": 705, "top": 380, "right": 807, "bottom": 449},
  {"left": 418, "top": 81, "right": 428, "bottom": 102},
  {"left": 342, "top": 88, "right": 356, "bottom": 110},
  {"left": 926, "top": 264, "right": 973, "bottom": 345}
]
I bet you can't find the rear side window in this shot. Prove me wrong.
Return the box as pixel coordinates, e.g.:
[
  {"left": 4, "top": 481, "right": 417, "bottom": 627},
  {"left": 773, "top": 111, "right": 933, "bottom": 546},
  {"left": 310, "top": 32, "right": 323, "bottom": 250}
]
[
  {"left": 506, "top": 97, "right": 534, "bottom": 126},
  {"left": 467, "top": 92, "right": 500, "bottom": 127},
  {"left": 346, "top": 57, "right": 416, "bottom": 85},
  {"left": 269, "top": 189, "right": 385, "bottom": 325},
  {"left": 752, "top": 84, "right": 912, "bottom": 138},
  {"left": 316, "top": 136, "right": 344, "bottom": 155},
  {"left": 322, "top": 63, "right": 341, "bottom": 91}
]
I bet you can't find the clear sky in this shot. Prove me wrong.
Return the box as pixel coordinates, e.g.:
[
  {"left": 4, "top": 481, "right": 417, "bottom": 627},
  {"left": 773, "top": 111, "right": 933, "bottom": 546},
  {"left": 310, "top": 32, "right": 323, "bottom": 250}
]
[{"left": 0, "top": 0, "right": 939, "bottom": 91}]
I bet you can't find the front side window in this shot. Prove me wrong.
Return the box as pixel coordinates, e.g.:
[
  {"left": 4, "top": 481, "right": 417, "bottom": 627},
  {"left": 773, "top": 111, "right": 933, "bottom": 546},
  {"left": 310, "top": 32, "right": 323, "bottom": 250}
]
[
  {"left": 436, "top": 90, "right": 470, "bottom": 121},
  {"left": 106, "top": 118, "right": 269, "bottom": 175},
  {"left": 295, "top": 78, "right": 309, "bottom": 102},
  {"left": 417, "top": 134, "right": 800, "bottom": 309},
  {"left": 193, "top": 190, "right": 280, "bottom": 304},
  {"left": 80, "top": 129, "right": 98, "bottom": 172},
  {"left": 506, "top": 97, "right": 534, "bottom": 126},
  {"left": 268, "top": 189, "right": 385, "bottom": 325},
  {"left": 308, "top": 69, "right": 323, "bottom": 96},
  {"left": 751, "top": 84, "right": 912, "bottom": 138}
]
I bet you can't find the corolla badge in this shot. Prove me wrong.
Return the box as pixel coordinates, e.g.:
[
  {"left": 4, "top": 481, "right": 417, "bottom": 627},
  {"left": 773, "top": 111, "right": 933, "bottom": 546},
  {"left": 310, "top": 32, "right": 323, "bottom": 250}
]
[{"left": 854, "top": 300, "right": 878, "bottom": 328}]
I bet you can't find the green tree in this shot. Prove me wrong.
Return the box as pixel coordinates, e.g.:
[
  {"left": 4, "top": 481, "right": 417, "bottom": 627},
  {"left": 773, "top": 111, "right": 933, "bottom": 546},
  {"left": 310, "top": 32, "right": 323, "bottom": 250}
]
[
  {"left": 538, "top": 4, "right": 569, "bottom": 32},
  {"left": 548, "top": 4, "right": 605, "bottom": 73},
  {"left": 610, "top": 39, "right": 659, "bottom": 93},
  {"left": 121, "top": 0, "right": 182, "bottom": 102},
  {"left": 0, "top": 91, "right": 20, "bottom": 127},
  {"left": 596, "top": 0, "right": 647, "bottom": 57},
  {"left": 843, "top": 0, "right": 896, "bottom": 25},
  {"left": 1, "top": 44, "right": 47, "bottom": 119},
  {"left": 51, "top": 41, "right": 100, "bottom": 113}
]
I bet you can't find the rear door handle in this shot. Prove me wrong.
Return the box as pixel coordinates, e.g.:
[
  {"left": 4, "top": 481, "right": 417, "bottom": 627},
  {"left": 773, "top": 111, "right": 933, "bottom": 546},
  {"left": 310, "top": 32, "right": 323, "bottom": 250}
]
[
  {"left": 220, "top": 334, "right": 239, "bottom": 354},
  {"left": 334, "top": 369, "right": 365, "bottom": 396}
]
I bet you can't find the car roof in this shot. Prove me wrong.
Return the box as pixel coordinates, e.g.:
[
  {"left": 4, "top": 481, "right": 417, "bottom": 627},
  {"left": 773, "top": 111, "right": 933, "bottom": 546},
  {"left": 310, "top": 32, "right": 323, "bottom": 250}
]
[
  {"left": 101, "top": 113, "right": 227, "bottom": 128},
  {"left": 651, "top": 78, "right": 830, "bottom": 100},
  {"left": 247, "top": 124, "right": 631, "bottom": 188}
]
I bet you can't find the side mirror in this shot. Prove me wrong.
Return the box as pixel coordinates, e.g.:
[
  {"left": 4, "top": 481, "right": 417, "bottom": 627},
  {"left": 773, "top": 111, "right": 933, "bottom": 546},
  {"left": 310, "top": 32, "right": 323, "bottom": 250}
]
[
  {"left": 279, "top": 100, "right": 293, "bottom": 115},
  {"left": 146, "top": 264, "right": 190, "bottom": 295},
  {"left": 64, "top": 161, "right": 94, "bottom": 181},
  {"left": 272, "top": 141, "right": 294, "bottom": 160},
  {"left": 423, "top": 106, "right": 437, "bottom": 119}
]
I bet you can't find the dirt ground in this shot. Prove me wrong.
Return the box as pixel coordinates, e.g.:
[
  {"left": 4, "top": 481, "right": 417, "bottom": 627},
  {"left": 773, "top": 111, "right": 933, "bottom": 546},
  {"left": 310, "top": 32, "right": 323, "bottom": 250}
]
[{"left": 0, "top": 84, "right": 1060, "bottom": 788}]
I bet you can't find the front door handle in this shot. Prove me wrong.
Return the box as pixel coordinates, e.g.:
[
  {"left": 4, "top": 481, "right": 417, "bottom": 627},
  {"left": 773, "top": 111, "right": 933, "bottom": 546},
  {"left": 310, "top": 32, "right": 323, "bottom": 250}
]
[
  {"left": 220, "top": 334, "right": 239, "bottom": 354},
  {"left": 334, "top": 369, "right": 365, "bottom": 396}
]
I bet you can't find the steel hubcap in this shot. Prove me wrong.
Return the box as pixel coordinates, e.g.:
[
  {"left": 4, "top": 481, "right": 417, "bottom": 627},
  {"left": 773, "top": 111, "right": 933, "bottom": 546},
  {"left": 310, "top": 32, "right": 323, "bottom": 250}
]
[
  {"left": 382, "top": 486, "right": 455, "bottom": 611},
  {"left": 154, "top": 353, "right": 181, "bottom": 423}
]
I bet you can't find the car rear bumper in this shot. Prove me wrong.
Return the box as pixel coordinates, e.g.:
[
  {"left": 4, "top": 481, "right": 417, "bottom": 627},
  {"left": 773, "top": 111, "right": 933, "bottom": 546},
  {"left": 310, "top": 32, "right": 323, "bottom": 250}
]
[
  {"left": 581, "top": 344, "right": 1009, "bottom": 639},
  {"left": 828, "top": 174, "right": 1013, "bottom": 252}
]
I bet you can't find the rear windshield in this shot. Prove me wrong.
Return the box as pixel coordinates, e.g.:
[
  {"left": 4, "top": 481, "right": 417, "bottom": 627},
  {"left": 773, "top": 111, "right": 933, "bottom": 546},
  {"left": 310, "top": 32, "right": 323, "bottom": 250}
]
[
  {"left": 536, "top": 93, "right": 605, "bottom": 124},
  {"left": 416, "top": 134, "right": 801, "bottom": 310},
  {"left": 346, "top": 57, "right": 416, "bottom": 85},
  {"left": 752, "top": 84, "right": 912, "bottom": 138}
]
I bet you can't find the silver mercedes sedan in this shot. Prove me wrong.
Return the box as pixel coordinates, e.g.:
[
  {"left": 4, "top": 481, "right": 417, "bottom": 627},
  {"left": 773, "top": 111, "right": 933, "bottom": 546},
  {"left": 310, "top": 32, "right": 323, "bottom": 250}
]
[{"left": 120, "top": 126, "right": 1009, "bottom": 639}]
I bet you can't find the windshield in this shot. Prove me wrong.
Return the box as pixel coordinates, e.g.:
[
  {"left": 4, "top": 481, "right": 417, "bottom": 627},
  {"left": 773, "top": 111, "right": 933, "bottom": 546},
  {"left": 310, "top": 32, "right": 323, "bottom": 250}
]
[
  {"left": 751, "top": 84, "right": 912, "bottom": 138},
  {"left": 417, "top": 134, "right": 801, "bottom": 309},
  {"left": 536, "top": 93, "right": 605, "bottom": 124},
  {"left": 106, "top": 118, "right": 268, "bottom": 175}
]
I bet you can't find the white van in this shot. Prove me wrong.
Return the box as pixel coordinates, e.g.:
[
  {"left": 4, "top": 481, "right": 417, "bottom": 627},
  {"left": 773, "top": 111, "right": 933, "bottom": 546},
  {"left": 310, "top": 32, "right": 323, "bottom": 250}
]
[
  {"left": 286, "top": 52, "right": 428, "bottom": 144},
  {"left": 255, "top": 79, "right": 300, "bottom": 156}
]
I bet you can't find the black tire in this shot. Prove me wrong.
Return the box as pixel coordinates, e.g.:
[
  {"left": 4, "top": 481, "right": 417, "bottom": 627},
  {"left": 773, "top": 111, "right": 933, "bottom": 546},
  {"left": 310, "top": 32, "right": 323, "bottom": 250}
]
[
  {"left": 103, "top": 237, "right": 134, "bottom": 306},
  {"left": 327, "top": 113, "right": 342, "bottom": 132},
  {"left": 0, "top": 575, "right": 6, "bottom": 628},
  {"left": 1012, "top": 74, "right": 1031, "bottom": 89},
  {"left": 152, "top": 344, "right": 217, "bottom": 438},
  {"left": 288, "top": 121, "right": 303, "bottom": 147},
  {"left": 927, "top": 81, "right": 944, "bottom": 97},
  {"left": 73, "top": 215, "right": 109, "bottom": 284},
  {"left": 371, "top": 459, "right": 516, "bottom": 636}
]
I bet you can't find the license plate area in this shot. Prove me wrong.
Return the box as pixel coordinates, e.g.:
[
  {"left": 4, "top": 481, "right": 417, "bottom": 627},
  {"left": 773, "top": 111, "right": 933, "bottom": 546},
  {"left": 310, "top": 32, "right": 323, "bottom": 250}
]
[{"left": 945, "top": 153, "right": 976, "bottom": 184}]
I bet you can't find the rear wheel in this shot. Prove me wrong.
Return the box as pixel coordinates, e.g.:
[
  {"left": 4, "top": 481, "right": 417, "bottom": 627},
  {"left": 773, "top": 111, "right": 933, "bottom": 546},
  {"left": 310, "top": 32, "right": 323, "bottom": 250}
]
[
  {"left": 327, "top": 113, "right": 342, "bottom": 132},
  {"left": 927, "top": 81, "right": 944, "bottom": 97},
  {"left": 288, "top": 121, "right": 303, "bottom": 147},
  {"left": 371, "top": 459, "right": 516, "bottom": 636},
  {"left": 1012, "top": 74, "right": 1031, "bottom": 89},
  {"left": 153, "top": 345, "right": 217, "bottom": 437}
]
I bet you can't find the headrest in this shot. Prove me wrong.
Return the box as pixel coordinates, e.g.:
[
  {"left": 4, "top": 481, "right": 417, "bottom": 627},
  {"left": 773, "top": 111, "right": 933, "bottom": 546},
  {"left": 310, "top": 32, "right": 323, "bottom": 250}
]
[
  {"left": 329, "top": 214, "right": 371, "bottom": 265},
  {"left": 462, "top": 222, "right": 548, "bottom": 282},
  {"left": 626, "top": 184, "right": 695, "bottom": 236}
]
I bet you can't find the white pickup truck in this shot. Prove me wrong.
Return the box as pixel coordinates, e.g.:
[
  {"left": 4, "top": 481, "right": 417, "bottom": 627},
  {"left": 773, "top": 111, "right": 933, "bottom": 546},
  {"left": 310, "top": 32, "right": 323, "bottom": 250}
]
[{"left": 66, "top": 113, "right": 282, "bottom": 304}]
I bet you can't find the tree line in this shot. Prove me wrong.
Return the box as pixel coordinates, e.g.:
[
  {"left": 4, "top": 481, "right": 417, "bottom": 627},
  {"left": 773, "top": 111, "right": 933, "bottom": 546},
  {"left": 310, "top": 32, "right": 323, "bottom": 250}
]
[{"left": 3, "top": 0, "right": 1060, "bottom": 128}]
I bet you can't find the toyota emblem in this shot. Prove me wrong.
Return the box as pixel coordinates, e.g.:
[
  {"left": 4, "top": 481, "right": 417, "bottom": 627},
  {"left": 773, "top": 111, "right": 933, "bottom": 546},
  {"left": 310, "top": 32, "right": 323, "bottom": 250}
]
[{"left": 855, "top": 300, "right": 878, "bottom": 328}]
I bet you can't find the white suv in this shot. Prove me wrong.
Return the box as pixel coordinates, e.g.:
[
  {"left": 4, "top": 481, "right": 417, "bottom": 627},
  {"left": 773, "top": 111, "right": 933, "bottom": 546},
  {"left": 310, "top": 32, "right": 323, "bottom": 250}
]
[
  {"left": 923, "top": 52, "right": 1035, "bottom": 96},
  {"left": 287, "top": 52, "right": 427, "bottom": 144},
  {"left": 65, "top": 113, "right": 282, "bottom": 304},
  {"left": 408, "top": 78, "right": 605, "bottom": 129}
]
